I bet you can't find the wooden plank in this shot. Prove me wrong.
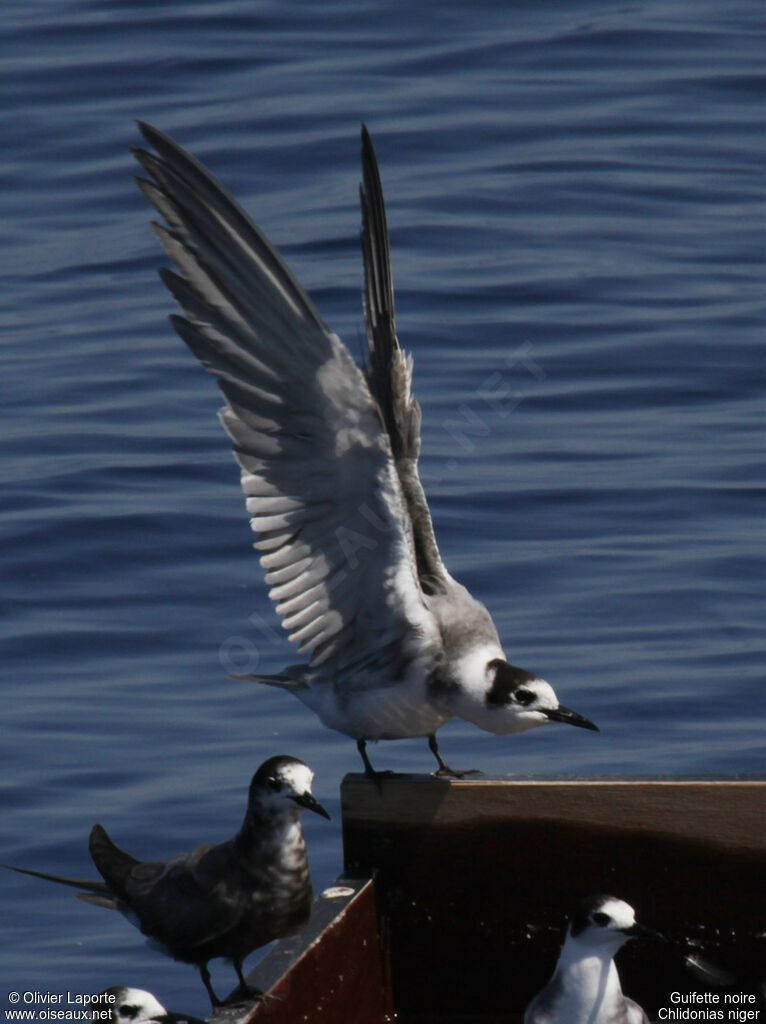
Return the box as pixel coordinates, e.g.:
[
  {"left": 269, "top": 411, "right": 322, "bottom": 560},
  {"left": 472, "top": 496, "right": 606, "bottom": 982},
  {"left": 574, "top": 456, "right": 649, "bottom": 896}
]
[
  {"left": 342, "top": 774, "right": 766, "bottom": 850},
  {"left": 210, "top": 875, "right": 392, "bottom": 1024},
  {"left": 341, "top": 775, "right": 766, "bottom": 1021}
]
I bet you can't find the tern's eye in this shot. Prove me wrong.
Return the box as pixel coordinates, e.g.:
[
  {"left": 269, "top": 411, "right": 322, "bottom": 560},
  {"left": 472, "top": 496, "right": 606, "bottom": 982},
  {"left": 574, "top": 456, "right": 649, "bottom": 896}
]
[
  {"left": 514, "top": 688, "right": 534, "bottom": 706},
  {"left": 592, "top": 912, "right": 611, "bottom": 927},
  {"left": 266, "top": 777, "right": 281, "bottom": 791},
  {"left": 118, "top": 1008, "right": 138, "bottom": 1020}
]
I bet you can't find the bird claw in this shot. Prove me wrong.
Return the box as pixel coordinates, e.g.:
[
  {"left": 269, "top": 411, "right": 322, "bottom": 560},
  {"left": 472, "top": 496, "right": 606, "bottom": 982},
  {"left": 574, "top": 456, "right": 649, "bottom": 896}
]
[
  {"left": 357, "top": 739, "right": 401, "bottom": 791},
  {"left": 427, "top": 734, "right": 482, "bottom": 779},
  {"left": 432, "top": 765, "right": 482, "bottom": 779}
]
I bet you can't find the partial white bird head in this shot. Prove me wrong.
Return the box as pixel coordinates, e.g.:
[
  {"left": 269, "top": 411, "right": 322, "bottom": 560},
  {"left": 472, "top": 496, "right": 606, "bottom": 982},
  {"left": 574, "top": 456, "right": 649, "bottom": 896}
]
[
  {"left": 249, "top": 755, "right": 330, "bottom": 819},
  {"left": 94, "top": 989, "right": 167, "bottom": 1024},
  {"left": 485, "top": 659, "right": 599, "bottom": 734},
  {"left": 564, "top": 896, "right": 662, "bottom": 957},
  {"left": 93, "top": 988, "right": 204, "bottom": 1024},
  {"left": 449, "top": 649, "right": 599, "bottom": 735}
]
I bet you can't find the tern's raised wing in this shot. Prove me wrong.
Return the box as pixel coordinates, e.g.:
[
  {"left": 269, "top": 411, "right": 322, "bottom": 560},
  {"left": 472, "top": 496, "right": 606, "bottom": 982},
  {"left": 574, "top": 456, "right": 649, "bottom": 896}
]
[
  {"left": 134, "top": 123, "right": 439, "bottom": 672},
  {"left": 359, "top": 126, "right": 450, "bottom": 595}
]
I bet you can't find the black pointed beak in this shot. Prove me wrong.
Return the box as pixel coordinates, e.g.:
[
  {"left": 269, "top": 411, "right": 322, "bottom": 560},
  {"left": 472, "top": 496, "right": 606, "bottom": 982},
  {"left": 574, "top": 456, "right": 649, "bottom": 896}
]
[
  {"left": 623, "top": 922, "right": 665, "bottom": 942},
  {"left": 292, "top": 792, "right": 331, "bottom": 819},
  {"left": 544, "top": 704, "right": 600, "bottom": 732}
]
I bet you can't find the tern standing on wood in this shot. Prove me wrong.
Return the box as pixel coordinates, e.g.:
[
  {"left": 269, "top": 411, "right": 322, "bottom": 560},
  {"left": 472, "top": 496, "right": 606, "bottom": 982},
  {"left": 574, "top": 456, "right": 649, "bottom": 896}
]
[
  {"left": 133, "top": 122, "right": 598, "bottom": 779},
  {"left": 3, "top": 757, "right": 329, "bottom": 1007}
]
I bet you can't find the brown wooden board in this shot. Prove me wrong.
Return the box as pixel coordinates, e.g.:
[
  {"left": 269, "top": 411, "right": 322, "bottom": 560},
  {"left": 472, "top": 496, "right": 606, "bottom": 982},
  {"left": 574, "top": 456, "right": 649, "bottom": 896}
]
[{"left": 341, "top": 775, "right": 766, "bottom": 1021}]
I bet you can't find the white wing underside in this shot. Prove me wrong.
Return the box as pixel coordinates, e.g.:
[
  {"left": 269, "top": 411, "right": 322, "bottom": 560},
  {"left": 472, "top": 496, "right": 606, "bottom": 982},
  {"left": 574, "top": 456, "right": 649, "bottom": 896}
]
[{"left": 134, "top": 124, "right": 440, "bottom": 681}]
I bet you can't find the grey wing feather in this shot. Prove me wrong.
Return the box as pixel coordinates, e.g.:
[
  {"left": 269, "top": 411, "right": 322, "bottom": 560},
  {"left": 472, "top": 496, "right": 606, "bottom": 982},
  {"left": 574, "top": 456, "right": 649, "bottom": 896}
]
[
  {"left": 122, "top": 843, "right": 250, "bottom": 950},
  {"left": 88, "top": 823, "right": 142, "bottom": 895},
  {"left": 360, "top": 125, "right": 449, "bottom": 594},
  {"left": 135, "top": 122, "right": 440, "bottom": 673}
]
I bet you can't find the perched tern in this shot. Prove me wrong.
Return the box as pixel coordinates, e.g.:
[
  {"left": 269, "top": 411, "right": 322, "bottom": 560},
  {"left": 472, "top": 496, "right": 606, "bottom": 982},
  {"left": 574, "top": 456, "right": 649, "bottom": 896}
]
[
  {"left": 525, "top": 895, "right": 660, "bottom": 1024},
  {"left": 3, "top": 756, "right": 329, "bottom": 1008},
  {"left": 92, "top": 987, "right": 204, "bottom": 1024},
  {"left": 133, "top": 122, "right": 598, "bottom": 779}
]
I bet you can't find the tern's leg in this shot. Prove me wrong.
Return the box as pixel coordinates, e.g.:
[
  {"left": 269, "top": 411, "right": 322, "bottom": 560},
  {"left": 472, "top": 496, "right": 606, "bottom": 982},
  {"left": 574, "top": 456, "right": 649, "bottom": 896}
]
[
  {"left": 233, "top": 959, "right": 280, "bottom": 1005},
  {"left": 233, "top": 960, "right": 263, "bottom": 1000},
  {"left": 199, "top": 962, "right": 221, "bottom": 1008},
  {"left": 234, "top": 960, "right": 249, "bottom": 992},
  {"left": 357, "top": 737, "right": 377, "bottom": 777},
  {"left": 356, "top": 738, "right": 393, "bottom": 789},
  {"left": 428, "top": 733, "right": 480, "bottom": 778}
]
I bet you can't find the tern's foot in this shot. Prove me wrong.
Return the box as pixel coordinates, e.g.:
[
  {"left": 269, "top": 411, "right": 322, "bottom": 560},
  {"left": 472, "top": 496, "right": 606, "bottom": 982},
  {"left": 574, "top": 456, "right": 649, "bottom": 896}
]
[
  {"left": 427, "top": 733, "right": 482, "bottom": 778},
  {"left": 357, "top": 738, "right": 398, "bottom": 790},
  {"left": 432, "top": 765, "right": 482, "bottom": 779},
  {"left": 228, "top": 961, "right": 282, "bottom": 1007}
]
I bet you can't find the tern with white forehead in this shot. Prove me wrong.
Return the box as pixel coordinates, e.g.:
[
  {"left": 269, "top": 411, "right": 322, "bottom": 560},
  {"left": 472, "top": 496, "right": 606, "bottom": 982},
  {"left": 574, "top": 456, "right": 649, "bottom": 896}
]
[
  {"left": 133, "top": 122, "right": 599, "bottom": 779},
  {"left": 3, "top": 756, "right": 329, "bottom": 1008},
  {"left": 93, "top": 987, "right": 204, "bottom": 1024},
  {"left": 525, "top": 895, "right": 661, "bottom": 1024}
]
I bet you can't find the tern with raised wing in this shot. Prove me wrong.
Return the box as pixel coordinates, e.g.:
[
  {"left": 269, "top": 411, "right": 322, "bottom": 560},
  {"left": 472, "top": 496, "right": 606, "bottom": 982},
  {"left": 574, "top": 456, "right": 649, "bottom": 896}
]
[
  {"left": 3, "top": 756, "right": 329, "bottom": 1008},
  {"left": 133, "top": 122, "right": 598, "bottom": 779}
]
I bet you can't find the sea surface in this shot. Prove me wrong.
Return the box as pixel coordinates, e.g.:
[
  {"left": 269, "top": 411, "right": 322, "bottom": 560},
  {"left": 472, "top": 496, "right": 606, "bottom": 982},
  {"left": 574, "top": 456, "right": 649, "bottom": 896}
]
[{"left": 2, "top": 0, "right": 764, "bottom": 1015}]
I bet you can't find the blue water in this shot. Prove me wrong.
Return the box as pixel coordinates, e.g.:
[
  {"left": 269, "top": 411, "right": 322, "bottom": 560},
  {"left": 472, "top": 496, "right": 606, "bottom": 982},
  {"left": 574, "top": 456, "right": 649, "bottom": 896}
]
[{"left": 2, "top": 0, "right": 764, "bottom": 1013}]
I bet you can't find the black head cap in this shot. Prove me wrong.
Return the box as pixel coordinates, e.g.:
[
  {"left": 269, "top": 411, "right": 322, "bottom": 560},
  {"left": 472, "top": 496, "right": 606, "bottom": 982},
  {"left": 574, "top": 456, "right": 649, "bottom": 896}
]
[
  {"left": 569, "top": 894, "right": 616, "bottom": 936},
  {"left": 485, "top": 659, "right": 538, "bottom": 708}
]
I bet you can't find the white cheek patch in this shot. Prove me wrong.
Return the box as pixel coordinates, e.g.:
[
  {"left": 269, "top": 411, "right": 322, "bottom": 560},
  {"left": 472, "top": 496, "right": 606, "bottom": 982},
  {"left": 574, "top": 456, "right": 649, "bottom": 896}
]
[
  {"left": 527, "top": 678, "right": 558, "bottom": 711},
  {"left": 452, "top": 643, "right": 506, "bottom": 697},
  {"left": 277, "top": 762, "right": 314, "bottom": 797},
  {"left": 113, "top": 990, "right": 167, "bottom": 1022},
  {"left": 599, "top": 898, "right": 636, "bottom": 931}
]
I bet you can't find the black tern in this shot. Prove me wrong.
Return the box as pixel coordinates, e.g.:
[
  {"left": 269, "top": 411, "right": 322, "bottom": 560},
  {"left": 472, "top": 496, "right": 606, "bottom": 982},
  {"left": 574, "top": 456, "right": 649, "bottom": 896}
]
[
  {"left": 133, "top": 122, "right": 599, "bottom": 780},
  {"left": 525, "top": 895, "right": 661, "bottom": 1024},
  {"left": 92, "top": 987, "right": 204, "bottom": 1024},
  {"left": 3, "top": 756, "right": 329, "bottom": 1008}
]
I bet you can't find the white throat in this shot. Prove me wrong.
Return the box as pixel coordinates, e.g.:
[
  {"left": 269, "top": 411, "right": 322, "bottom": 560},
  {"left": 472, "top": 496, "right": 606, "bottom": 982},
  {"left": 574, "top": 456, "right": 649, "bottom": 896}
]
[{"left": 554, "top": 946, "right": 625, "bottom": 1022}]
